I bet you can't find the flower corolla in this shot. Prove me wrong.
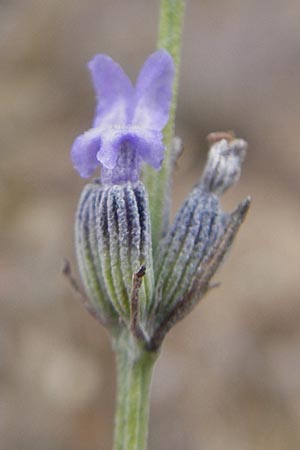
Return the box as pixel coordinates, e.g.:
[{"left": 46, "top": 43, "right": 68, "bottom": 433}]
[{"left": 71, "top": 50, "right": 174, "bottom": 184}]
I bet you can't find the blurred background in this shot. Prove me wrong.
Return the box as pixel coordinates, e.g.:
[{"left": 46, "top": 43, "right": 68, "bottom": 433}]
[{"left": 1, "top": 1, "right": 300, "bottom": 449}]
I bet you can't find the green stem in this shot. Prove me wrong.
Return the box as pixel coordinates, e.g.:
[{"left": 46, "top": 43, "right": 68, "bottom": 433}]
[
  {"left": 143, "top": 0, "right": 185, "bottom": 251},
  {"left": 113, "top": 331, "right": 158, "bottom": 450}
]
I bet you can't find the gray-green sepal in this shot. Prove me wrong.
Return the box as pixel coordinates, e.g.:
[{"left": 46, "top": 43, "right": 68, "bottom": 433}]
[
  {"left": 153, "top": 185, "right": 225, "bottom": 323},
  {"left": 97, "top": 182, "right": 154, "bottom": 324},
  {"left": 148, "top": 197, "right": 250, "bottom": 351},
  {"left": 75, "top": 181, "right": 117, "bottom": 326},
  {"left": 75, "top": 180, "right": 154, "bottom": 328}
]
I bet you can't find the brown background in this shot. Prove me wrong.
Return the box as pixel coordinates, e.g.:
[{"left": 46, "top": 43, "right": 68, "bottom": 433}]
[{"left": 1, "top": 1, "right": 300, "bottom": 449}]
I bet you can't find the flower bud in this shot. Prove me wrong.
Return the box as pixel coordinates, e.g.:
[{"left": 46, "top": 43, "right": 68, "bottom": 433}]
[
  {"left": 149, "top": 135, "right": 249, "bottom": 347},
  {"left": 201, "top": 137, "right": 247, "bottom": 195}
]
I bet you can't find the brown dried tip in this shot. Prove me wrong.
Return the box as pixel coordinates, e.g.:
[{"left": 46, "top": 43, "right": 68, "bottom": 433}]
[
  {"left": 207, "top": 131, "right": 236, "bottom": 145},
  {"left": 130, "top": 265, "right": 148, "bottom": 343},
  {"left": 136, "top": 265, "right": 146, "bottom": 278}
]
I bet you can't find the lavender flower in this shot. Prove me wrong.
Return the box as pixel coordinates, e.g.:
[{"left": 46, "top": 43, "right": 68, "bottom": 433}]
[
  {"left": 66, "top": 4, "right": 251, "bottom": 449},
  {"left": 71, "top": 49, "right": 174, "bottom": 184}
]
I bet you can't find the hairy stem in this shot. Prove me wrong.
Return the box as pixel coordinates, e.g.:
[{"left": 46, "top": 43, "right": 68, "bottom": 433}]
[
  {"left": 112, "top": 331, "right": 158, "bottom": 450},
  {"left": 143, "top": 0, "right": 185, "bottom": 252}
]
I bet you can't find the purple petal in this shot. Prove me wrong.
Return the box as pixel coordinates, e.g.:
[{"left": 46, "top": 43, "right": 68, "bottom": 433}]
[
  {"left": 71, "top": 128, "right": 102, "bottom": 178},
  {"left": 88, "top": 54, "right": 134, "bottom": 127},
  {"left": 133, "top": 129, "right": 165, "bottom": 169},
  {"left": 132, "top": 49, "right": 174, "bottom": 130},
  {"left": 96, "top": 127, "right": 126, "bottom": 169},
  {"left": 97, "top": 127, "right": 164, "bottom": 172},
  {"left": 100, "top": 135, "right": 140, "bottom": 185}
]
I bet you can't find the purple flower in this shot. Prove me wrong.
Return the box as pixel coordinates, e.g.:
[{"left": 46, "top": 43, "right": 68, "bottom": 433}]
[{"left": 71, "top": 49, "right": 174, "bottom": 184}]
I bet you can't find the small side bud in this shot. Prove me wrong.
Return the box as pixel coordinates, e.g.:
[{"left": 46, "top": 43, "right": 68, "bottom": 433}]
[
  {"left": 201, "top": 135, "right": 248, "bottom": 196},
  {"left": 147, "top": 132, "right": 250, "bottom": 350}
]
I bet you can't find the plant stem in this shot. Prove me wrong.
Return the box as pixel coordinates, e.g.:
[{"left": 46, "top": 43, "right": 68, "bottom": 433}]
[
  {"left": 112, "top": 3, "right": 185, "bottom": 448},
  {"left": 143, "top": 0, "right": 185, "bottom": 252},
  {"left": 112, "top": 331, "right": 158, "bottom": 450}
]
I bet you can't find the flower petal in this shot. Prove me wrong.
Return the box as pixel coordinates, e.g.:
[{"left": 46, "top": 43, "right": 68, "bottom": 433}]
[
  {"left": 97, "top": 127, "right": 164, "bottom": 172},
  {"left": 99, "top": 134, "right": 140, "bottom": 185},
  {"left": 71, "top": 128, "right": 102, "bottom": 178},
  {"left": 133, "top": 129, "right": 165, "bottom": 169},
  {"left": 96, "top": 128, "right": 124, "bottom": 170},
  {"left": 88, "top": 54, "right": 134, "bottom": 127},
  {"left": 133, "top": 49, "right": 174, "bottom": 130}
]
